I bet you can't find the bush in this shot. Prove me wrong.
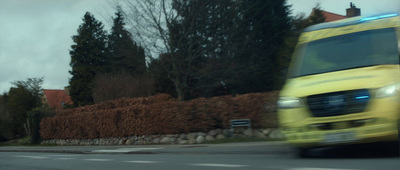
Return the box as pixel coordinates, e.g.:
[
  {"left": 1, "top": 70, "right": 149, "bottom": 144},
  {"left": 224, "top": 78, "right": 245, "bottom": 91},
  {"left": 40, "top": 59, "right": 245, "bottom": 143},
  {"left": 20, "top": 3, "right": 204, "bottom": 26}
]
[
  {"left": 28, "top": 108, "right": 56, "bottom": 144},
  {"left": 0, "top": 109, "right": 12, "bottom": 141},
  {"left": 40, "top": 92, "right": 279, "bottom": 140}
]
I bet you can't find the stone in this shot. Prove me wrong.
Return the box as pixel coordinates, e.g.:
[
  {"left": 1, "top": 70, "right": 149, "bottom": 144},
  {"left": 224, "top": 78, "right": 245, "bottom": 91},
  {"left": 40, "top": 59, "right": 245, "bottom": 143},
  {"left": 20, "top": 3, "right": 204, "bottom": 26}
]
[
  {"left": 196, "top": 135, "right": 205, "bottom": 144},
  {"left": 208, "top": 130, "right": 217, "bottom": 137},
  {"left": 179, "top": 133, "right": 187, "bottom": 140},
  {"left": 160, "top": 137, "right": 171, "bottom": 144},
  {"left": 243, "top": 129, "right": 253, "bottom": 137},
  {"left": 143, "top": 137, "right": 151, "bottom": 143},
  {"left": 166, "top": 134, "right": 177, "bottom": 138},
  {"left": 254, "top": 130, "right": 266, "bottom": 138},
  {"left": 269, "top": 129, "right": 283, "bottom": 139},
  {"left": 126, "top": 139, "right": 134, "bottom": 145},
  {"left": 45, "top": 128, "right": 280, "bottom": 146},
  {"left": 118, "top": 139, "right": 125, "bottom": 145},
  {"left": 179, "top": 140, "right": 188, "bottom": 144},
  {"left": 205, "top": 135, "right": 215, "bottom": 141},
  {"left": 222, "top": 129, "right": 231, "bottom": 136},
  {"left": 262, "top": 129, "right": 271, "bottom": 135},
  {"left": 189, "top": 138, "right": 196, "bottom": 144},
  {"left": 216, "top": 134, "right": 226, "bottom": 140},
  {"left": 197, "top": 132, "right": 206, "bottom": 137},
  {"left": 176, "top": 138, "right": 182, "bottom": 144},
  {"left": 109, "top": 139, "right": 115, "bottom": 145},
  {"left": 187, "top": 133, "right": 197, "bottom": 140},
  {"left": 170, "top": 137, "right": 176, "bottom": 144},
  {"left": 234, "top": 127, "right": 245, "bottom": 134},
  {"left": 152, "top": 138, "right": 160, "bottom": 144}
]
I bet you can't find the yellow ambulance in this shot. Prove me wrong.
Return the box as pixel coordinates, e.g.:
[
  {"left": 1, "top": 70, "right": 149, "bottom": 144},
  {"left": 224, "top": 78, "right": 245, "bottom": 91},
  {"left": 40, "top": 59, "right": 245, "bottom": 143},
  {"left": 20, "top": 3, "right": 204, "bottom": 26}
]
[{"left": 278, "top": 13, "right": 400, "bottom": 157}]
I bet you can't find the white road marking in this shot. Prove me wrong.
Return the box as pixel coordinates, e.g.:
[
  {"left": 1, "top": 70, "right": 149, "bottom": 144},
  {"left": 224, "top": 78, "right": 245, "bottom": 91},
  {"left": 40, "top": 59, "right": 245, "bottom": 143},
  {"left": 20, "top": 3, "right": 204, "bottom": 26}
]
[
  {"left": 47, "top": 155, "right": 79, "bottom": 157},
  {"left": 92, "top": 148, "right": 161, "bottom": 153},
  {"left": 290, "top": 168, "right": 361, "bottom": 170},
  {"left": 54, "top": 158, "right": 76, "bottom": 160},
  {"left": 84, "top": 159, "right": 113, "bottom": 162},
  {"left": 124, "top": 160, "right": 161, "bottom": 164},
  {"left": 189, "top": 163, "right": 248, "bottom": 168},
  {"left": 16, "top": 156, "right": 49, "bottom": 159}
]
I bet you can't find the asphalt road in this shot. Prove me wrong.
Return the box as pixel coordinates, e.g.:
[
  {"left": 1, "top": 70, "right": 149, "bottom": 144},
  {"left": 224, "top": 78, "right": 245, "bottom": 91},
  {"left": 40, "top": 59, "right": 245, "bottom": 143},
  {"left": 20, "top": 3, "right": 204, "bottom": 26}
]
[{"left": 1, "top": 142, "right": 399, "bottom": 170}]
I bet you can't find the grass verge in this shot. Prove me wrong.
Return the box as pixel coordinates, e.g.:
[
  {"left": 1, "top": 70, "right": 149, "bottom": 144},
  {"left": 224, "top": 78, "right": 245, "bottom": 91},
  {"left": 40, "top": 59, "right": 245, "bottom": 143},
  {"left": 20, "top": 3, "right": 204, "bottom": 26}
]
[{"left": 0, "top": 136, "right": 56, "bottom": 147}]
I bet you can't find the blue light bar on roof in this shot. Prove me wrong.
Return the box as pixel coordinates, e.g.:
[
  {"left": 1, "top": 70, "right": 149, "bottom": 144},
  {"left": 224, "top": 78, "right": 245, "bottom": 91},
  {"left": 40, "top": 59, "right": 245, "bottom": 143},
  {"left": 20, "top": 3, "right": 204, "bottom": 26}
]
[
  {"left": 355, "top": 95, "right": 369, "bottom": 100},
  {"left": 360, "top": 13, "right": 398, "bottom": 22}
]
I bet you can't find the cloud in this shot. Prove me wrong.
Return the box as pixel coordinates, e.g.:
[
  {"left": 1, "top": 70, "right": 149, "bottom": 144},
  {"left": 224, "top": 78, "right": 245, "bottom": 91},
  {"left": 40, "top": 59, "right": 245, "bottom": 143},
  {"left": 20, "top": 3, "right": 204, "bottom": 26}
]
[
  {"left": 0, "top": 0, "right": 112, "bottom": 93},
  {"left": 1, "top": 0, "right": 398, "bottom": 93}
]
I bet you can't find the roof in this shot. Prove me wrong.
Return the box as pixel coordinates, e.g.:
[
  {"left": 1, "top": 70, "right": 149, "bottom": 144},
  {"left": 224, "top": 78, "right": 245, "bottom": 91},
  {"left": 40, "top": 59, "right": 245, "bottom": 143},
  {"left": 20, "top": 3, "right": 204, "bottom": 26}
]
[
  {"left": 304, "top": 13, "right": 399, "bottom": 32},
  {"left": 309, "top": 9, "right": 347, "bottom": 23},
  {"left": 321, "top": 11, "right": 347, "bottom": 22},
  {"left": 43, "top": 89, "right": 73, "bottom": 110}
]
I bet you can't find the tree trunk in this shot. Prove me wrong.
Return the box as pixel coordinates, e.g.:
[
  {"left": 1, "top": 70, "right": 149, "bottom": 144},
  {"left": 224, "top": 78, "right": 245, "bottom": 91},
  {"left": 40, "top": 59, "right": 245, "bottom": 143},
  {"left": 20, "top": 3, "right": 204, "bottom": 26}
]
[{"left": 174, "top": 77, "right": 185, "bottom": 101}]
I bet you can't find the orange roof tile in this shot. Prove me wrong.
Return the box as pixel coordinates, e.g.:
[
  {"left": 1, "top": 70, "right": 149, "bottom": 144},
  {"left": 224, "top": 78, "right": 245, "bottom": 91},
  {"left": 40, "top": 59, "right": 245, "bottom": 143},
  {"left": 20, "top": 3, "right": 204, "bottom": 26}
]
[
  {"left": 309, "top": 9, "right": 347, "bottom": 22},
  {"left": 321, "top": 11, "right": 347, "bottom": 22},
  {"left": 43, "top": 89, "right": 73, "bottom": 110}
]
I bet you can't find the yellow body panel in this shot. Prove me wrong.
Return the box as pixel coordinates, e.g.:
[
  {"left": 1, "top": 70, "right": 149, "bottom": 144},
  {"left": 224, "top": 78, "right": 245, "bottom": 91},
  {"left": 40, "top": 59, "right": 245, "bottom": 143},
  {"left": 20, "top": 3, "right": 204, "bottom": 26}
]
[{"left": 278, "top": 14, "right": 400, "bottom": 148}]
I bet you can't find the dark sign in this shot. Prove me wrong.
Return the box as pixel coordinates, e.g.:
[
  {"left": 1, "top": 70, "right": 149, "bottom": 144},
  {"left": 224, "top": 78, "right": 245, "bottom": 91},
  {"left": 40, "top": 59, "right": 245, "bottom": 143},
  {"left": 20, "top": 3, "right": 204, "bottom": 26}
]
[{"left": 230, "top": 119, "right": 251, "bottom": 128}]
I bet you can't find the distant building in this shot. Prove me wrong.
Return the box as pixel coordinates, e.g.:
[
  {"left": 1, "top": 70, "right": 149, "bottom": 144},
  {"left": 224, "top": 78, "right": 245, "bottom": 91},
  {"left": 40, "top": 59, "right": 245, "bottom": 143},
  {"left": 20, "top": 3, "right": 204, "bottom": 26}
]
[
  {"left": 346, "top": 2, "right": 361, "bottom": 18},
  {"left": 42, "top": 88, "right": 73, "bottom": 110},
  {"left": 309, "top": 2, "right": 361, "bottom": 22}
]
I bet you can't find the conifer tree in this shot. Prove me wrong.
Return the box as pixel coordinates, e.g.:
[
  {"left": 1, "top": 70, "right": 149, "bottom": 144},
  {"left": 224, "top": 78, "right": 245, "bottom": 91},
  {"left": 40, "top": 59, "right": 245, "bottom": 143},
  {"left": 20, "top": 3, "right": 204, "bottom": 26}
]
[
  {"left": 108, "top": 9, "right": 146, "bottom": 75},
  {"left": 309, "top": 4, "right": 326, "bottom": 25},
  {"left": 69, "top": 12, "right": 109, "bottom": 106},
  {"left": 7, "top": 77, "right": 43, "bottom": 138}
]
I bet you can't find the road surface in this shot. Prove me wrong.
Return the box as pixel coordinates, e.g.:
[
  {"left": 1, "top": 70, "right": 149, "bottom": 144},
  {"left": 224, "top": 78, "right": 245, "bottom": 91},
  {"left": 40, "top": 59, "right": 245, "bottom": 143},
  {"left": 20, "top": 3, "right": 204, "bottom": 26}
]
[{"left": 1, "top": 142, "right": 399, "bottom": 170}]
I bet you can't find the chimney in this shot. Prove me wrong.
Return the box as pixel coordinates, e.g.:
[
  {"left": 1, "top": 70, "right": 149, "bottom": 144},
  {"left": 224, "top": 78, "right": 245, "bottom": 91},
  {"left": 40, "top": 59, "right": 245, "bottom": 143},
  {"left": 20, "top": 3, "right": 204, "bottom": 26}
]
[
  {"left": 346, "top": 2, "right": 361, "bottom": 18},
  {"left": 64, "top": 86, "right": 70, "bottom": 96}
]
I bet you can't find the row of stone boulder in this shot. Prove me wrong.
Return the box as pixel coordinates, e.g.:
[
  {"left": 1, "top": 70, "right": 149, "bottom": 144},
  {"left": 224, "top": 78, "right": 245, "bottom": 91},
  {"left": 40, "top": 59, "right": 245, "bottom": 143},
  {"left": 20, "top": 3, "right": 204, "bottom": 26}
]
[{"left": 41, "top": 128, "right": 283, "bottom": 146}]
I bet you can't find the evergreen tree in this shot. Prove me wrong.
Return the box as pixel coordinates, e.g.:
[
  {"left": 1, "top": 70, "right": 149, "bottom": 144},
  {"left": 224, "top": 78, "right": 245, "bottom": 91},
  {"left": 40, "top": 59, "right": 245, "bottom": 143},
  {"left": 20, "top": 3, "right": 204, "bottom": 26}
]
[
  {"left": 0, "top": 93, "right": 11, "bottom": 141},
  {"left": 167, "top": 0, "right": 206, "bottom": 100},
  {"left": 6, "top": 77, "right": 43, "bottom": 138},
  {"left": 186, "top": 0, "right": 239, "bottom": 98},
  {"left": 163, "top": 0, "right": 291, "bottom": 98},
  {"left": 90, "top": 9, "right": 150, "bottom": 103},
  {"left": 8, "top": 87, "right": 33, "bottom": 138},
  {"left": 69, "top": 12, "right": 109, "bottom": 106},
  {"left": 276, "top": 4, "right": 326, "bottom": 88},
  {"left": 232, "top": 0, "right": 291, "bottom": 93},
  {"left": 121, "top": 0, "right": 291, "bottom": 99},
  {"left": 11, "top": 77, "right": 43, "bottom": 107},
  {"left": 309, "top": 4, "right": 326, "bottom": 25},
  {"left": 108, "top": 9, "right": 146, "bottom": 75},
  {"left": 148, "top": 56, "right": 176, "bottom": 97}
]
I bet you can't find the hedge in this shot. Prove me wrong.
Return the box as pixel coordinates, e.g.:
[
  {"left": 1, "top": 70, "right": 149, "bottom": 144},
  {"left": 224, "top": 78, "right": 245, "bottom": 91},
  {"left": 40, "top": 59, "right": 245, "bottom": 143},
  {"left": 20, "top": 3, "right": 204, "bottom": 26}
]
[{"left": 40, "top": 92, "right": 279, "bottom": 140}]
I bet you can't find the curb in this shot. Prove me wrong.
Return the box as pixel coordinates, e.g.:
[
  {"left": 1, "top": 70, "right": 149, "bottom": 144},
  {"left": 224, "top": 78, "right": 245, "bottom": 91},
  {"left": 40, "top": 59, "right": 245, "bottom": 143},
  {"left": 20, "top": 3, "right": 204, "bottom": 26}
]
[{"left": 0, "top": 141, "right": 286, "bottom": 154}]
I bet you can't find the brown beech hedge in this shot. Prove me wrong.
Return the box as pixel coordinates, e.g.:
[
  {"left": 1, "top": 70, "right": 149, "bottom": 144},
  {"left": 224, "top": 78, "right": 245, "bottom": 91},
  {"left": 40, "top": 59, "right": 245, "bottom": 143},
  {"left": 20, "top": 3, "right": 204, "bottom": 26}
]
[{"left": 40, "top": 92, "right": 279, "bottom": 139}]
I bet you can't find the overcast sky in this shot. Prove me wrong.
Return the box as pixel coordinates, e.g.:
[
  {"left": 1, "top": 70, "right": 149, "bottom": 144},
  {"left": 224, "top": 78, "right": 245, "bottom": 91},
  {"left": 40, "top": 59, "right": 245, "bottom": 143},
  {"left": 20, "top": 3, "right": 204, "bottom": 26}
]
[{"left": 0, "top": 0, "right": 399, "bottom": 93}]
